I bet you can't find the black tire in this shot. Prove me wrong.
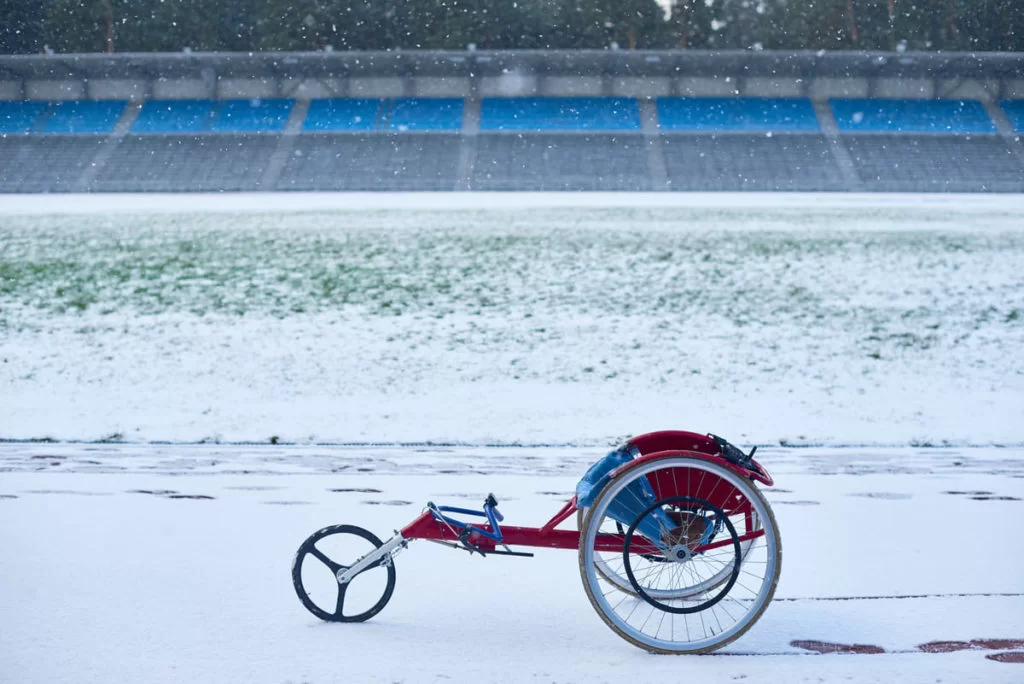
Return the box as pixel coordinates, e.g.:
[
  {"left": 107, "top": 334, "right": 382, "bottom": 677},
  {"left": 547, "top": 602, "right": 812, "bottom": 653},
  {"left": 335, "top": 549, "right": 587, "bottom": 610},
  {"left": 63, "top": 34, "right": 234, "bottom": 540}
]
[{"left": 292, "top": 524, "right": 396, "bottom": 623}]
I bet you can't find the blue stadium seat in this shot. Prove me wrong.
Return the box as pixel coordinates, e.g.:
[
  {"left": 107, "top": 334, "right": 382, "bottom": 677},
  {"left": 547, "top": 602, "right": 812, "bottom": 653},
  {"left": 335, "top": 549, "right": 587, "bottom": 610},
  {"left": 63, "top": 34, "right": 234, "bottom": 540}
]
[
  {"left": 656, "top": 98, "right": 819, "bottom": 132},
  {"left": 0, "top": 101, "right": 48, "bottom": 134},
  {"left": 386, "top": 98, "right": 464, "bottom": 131},
  {"left": 303, "top": 98, "right": 381, "bottom": 131},
  {"left": 480, "top": 98, "right": 641, "bottom": 131},
  {"left": 41, "top": 100, "right": 126, "bottom": 134},
  {"left": 830, "top": 99, "right": 996, "bottom": 134},
  {"left": 132, "top": 100, "right": 216, "bottom": 133},
  {"left": 211, "top": 99, "right": 294, "bottom": 132},
  {"left": 1000, "top": 100, "right": 1024, "bottom": 133}
]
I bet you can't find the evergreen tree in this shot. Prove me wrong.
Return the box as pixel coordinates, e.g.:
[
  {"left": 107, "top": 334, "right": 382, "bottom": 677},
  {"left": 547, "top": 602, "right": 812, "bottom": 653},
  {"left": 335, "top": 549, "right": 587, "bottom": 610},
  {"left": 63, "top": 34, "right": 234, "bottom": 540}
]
[
  {"left": 0, "top": 0, "right": 49, "bottom": 54},
  {"left": 669, "top": 0, "right": 717, "bottom": 49},
  {"left": 1, "top": 0, "right": 1016, "bottom": 54}
]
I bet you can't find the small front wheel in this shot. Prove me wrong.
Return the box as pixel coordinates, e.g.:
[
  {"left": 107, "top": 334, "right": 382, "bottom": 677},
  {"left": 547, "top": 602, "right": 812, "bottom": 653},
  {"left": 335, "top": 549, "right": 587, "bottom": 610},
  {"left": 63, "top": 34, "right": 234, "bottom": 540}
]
[{"left": 292, "top": 524, "right": 396, "bottom": 622}]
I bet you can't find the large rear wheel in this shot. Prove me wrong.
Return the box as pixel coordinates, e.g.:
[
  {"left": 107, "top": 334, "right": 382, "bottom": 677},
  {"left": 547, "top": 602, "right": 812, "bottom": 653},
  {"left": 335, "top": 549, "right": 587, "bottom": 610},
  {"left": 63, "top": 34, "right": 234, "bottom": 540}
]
[{"left": 579, "top": 456, "right": 781, "bottom": 654}]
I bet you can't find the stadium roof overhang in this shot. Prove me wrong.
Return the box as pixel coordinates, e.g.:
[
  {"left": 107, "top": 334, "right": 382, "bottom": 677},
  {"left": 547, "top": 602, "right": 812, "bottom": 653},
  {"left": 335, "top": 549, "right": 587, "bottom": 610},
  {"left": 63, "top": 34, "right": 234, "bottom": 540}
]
[{"left": 0, "top": 50, "right": 1021, "bottom": 82}]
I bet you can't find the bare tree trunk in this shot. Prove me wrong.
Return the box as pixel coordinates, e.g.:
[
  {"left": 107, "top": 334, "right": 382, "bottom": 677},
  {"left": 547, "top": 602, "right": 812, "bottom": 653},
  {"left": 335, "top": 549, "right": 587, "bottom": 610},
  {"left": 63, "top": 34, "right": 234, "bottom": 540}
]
[
  {"left": 888, "top": 0, "right": 896, "bottom": 49},
  {"left": 103, "top": 0, "right": 114, "bottom": 53},
  {"left": 628, "top": 26, "right": 636, "bottom": 49},
  {"left": 946, "top": 0, "right": 959, "bottom": 47},
  {"left": 677, "top": 0, "right": 688, "bottom": 48},
  {"left": 846, "top": 0, "right": 859, "bottom": 43}
]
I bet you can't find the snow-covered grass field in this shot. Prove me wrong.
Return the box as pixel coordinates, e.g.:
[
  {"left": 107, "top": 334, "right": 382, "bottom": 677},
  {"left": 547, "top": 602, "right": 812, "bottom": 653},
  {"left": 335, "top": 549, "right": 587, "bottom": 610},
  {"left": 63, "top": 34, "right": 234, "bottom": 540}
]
[{"left": 1, "top": 193, "right": 1022, "bottom": 445}]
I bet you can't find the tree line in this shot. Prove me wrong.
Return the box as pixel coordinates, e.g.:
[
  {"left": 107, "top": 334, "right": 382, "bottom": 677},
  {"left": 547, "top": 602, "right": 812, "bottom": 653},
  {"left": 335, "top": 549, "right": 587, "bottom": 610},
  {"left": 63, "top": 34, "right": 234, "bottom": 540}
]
[{"left": 2, "top": 0, "right": 1020, "bottom": 55}]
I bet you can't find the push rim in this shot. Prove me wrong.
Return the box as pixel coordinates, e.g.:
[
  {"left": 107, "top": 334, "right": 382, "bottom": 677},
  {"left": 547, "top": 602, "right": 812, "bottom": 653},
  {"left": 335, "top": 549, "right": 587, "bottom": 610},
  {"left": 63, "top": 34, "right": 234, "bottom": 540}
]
[
  {"left": 622, "top": 495, "right": 741, "bottom": 614},
  {"left": 581, "top": 507, "right": 762, "bottom": 600}
]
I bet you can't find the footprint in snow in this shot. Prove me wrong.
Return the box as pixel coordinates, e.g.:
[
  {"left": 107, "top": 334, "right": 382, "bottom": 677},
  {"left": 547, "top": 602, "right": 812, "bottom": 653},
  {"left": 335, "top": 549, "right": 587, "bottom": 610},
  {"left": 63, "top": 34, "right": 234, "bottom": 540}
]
[
  {"left": 791, "top": 640, "right": 884, "bottom": 655},
  {"left": 847, "top": 492, "right": 913, "bottom": 500}
]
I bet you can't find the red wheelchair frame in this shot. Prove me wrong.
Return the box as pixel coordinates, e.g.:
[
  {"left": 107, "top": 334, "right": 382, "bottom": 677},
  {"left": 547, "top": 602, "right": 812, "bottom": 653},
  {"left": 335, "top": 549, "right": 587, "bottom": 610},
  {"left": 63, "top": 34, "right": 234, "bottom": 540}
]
[
  {"left": 293, "top": 429, "right": 780, "bottom": 654},
  {"left": 400, "top": 430, "right": 772, "bottom": 555}
]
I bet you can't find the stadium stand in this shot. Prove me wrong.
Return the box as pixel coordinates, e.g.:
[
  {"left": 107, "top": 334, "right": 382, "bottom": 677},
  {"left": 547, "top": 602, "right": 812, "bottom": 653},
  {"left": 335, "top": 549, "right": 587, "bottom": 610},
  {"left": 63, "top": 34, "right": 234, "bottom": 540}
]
[
  {"left": 279, "top": 134, "right": 462, "bottom": 191},
  {"left": 0, "top": 52, "right": 1020, "bottom": 193},
  {"left": 41, "top": 100, "right": 126, "bottom": 134},
  {"left": 471, "top": 134, "right": 651, "bottom": 191},
  {"left": 843, "top": 135, "right": 1023, "bottom": 192},
  {"left": 303, "top": 98, "right": 381, "bottom": 131},
  {"left": 657, "top": 98, "right": 819, "bottom": 132},
  {"left": 0, "top": 101, "right": 48, "bottom": 134},
  {"left": 662, "top": 135, "right": 844, "bottom": 191},
  {"left": 386, "top": 98, "right": 464, "bottom": 131},
  {"left": 1000, "top": 100, "right": 1024, "bottom": 133},
  {"left": 480, "top": 98, "right": 641, "bottom": 131},
  {"left": 92, "top": 135, "right": 281, "bottom": 191},
  {"left": 211, "top": 99, "right": 293, "bottom": 133},
  {"left": 0, "top": 135, "right": 108, "bottom": 192},
  {"left": 830, "top": 99, "right": 997, "bottom": 134},
  {"left": 132, "top": 100, "right": 217, "bottom": 133}
]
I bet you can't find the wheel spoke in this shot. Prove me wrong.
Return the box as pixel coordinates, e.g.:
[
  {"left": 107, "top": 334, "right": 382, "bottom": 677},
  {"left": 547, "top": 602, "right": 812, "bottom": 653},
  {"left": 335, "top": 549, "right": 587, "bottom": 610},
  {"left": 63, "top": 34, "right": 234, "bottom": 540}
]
[
  {"left": 308, "top": 544, "right": 341, "bottom": 573},
  {"left": 335, "top": 583, "right": 347, "bottom": 617}
]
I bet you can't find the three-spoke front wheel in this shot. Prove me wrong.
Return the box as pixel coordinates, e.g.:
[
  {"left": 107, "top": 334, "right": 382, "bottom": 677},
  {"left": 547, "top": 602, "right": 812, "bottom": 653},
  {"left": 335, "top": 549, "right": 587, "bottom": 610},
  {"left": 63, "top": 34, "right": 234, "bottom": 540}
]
[
  {"left": 292, "top": 524, "right": 396, "bottom": 622},
  {"left": 579, "top": 456, "right": 781, "bottom": 654}
]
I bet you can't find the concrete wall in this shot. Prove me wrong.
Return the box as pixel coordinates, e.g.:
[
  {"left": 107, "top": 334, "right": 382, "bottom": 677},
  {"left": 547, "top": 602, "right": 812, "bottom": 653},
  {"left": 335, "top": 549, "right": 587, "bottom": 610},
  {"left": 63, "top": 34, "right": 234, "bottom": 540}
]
[
  {"left": 4, "top": 65, "right": 1022, "bottom": 103},
  {"left": 348, "top": 77, "right": 407, "bottom": 97},
  {"left": 151, "top": 78, "right": 213, "bottom": 99},
  {"left": 1006, "top": 80, "right": 1024, "bottom": 99},
  {"left": 675, "top": 77, "right": 738, "bottom": 97},
  {"left": 86, "top": 79, "right": 149, "bottom": 101},
  {"left": 0, "top": 81, "right": 23, "bottom": 99},
  {"left": 279, "top": 78, "right": 346, "bottom": 98},
  {"left": 611, "top": 77, "right": 671, "bottom": 98},
  {"left": 873, "top": 77, "right": 934, "bottom": 99},
  {"left": 216, "top": 77, "right": 278, "bottom": 99},
  {"left": 938, "top": 78, "right": 1001, "bottom": 100},
  {"left": 478, "top": 74, "right": 539, "bottom": 98},
  {"left": 24, "top": 80, "right": 85, "bottom": 100},
  {"left": 742, "top": 77, "right": 805, "bottom": 98},
  {"left": 808, "top": 77, "right": 870, "bottom": 99}
]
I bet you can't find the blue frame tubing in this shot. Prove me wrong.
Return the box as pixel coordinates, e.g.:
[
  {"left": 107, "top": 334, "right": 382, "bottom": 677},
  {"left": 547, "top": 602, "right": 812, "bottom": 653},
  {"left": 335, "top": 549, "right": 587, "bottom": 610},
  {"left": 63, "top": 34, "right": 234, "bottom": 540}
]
[{"left": 427, "top": 499, "right": 505, "bottom": 543}]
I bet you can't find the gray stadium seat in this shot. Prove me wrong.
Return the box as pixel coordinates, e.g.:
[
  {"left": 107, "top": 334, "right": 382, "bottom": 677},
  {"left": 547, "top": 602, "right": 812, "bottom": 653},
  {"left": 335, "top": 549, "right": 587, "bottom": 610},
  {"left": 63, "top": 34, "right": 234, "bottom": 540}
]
[
  {"left": 0, "top": 135, "right": 107, "bottom": 192},
  {"left": 278, "top": 134, "right": 462, "bottom": 191},
  {"left": 91, "top": 134, "right": 280, "bottom": 191},
  {"left": 842, "top": 135, "right": 1024, "bottom": 192},
  {"left": 662, "top": 134, "right": 845, "bottom": 191},
  {"left": 470, "top": 134, "right": 651, "bottom": 191}
]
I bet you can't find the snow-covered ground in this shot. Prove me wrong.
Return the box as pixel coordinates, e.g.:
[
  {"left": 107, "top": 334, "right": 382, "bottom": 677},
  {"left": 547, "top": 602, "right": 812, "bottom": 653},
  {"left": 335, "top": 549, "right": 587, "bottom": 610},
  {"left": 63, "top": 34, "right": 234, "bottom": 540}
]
[
  {"left": 2, "top": 193, "right": 1022, "bottom": 445},
  {"left": 2, "top": 193, "right": 1024, "bottom": 681},
  {"left": 1, "top": 443, "right": 1023, "bottom": 683}
]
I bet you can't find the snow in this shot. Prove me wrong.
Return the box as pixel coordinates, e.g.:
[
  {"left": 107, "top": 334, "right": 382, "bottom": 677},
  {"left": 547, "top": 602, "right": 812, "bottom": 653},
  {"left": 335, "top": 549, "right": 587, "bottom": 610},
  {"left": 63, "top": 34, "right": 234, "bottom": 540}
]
[
  {"left": 3, "top": 192, "right": 1024, "bottom": 681},
  {"left": 0, "top": 191, "right": 1020, "bottom": 216},
  {"left": 2, "top": 193, "right": 1023, "bottom": 446},
  {"left": 1, "top": 444, "right": 1023, "bottom": 682}
]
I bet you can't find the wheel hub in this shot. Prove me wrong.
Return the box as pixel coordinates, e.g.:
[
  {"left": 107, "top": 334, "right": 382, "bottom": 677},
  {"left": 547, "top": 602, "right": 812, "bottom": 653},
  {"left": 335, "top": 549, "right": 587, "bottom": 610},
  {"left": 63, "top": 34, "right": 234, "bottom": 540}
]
[
  {"left": 666, "top": 544, "right": 693, "bottom": 563},
  {"left": 335, "top": 565, "right": 350, "bottom": 584}
]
